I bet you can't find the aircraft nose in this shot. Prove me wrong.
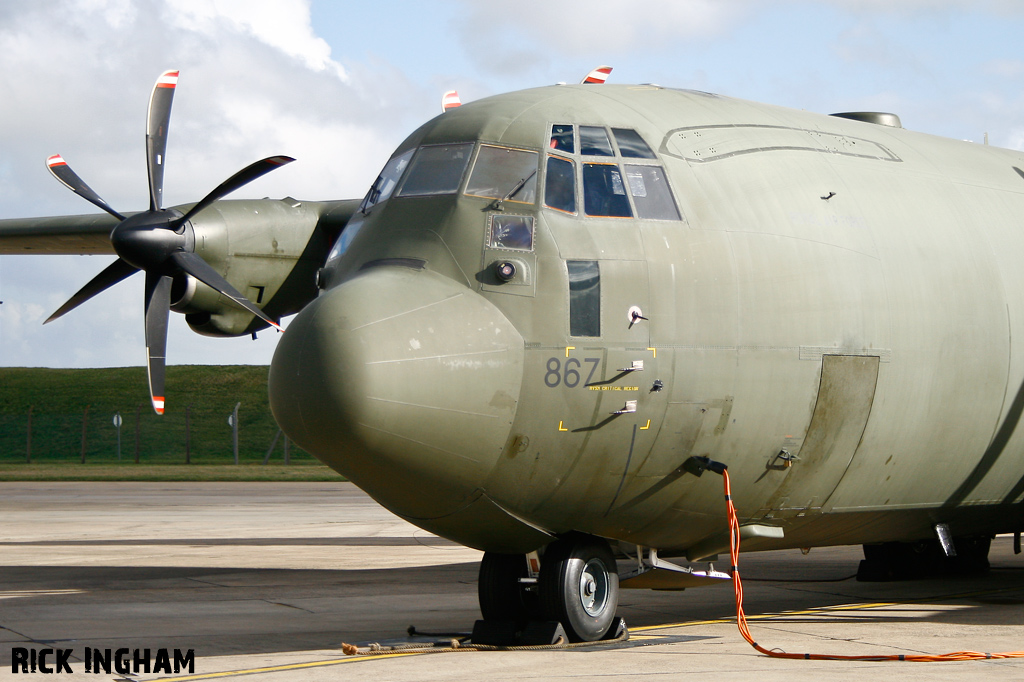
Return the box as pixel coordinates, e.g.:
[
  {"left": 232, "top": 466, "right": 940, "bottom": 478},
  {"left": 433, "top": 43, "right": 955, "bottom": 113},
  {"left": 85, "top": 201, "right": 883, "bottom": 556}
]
[{"left": 269, "top": 266, "right": 524, "bottom": 520}]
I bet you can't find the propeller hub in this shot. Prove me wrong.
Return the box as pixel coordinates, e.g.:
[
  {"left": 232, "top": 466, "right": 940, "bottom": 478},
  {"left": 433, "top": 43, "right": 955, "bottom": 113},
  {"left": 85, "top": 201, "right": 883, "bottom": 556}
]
[{"left": 110, "top": 210, "right": 191, "bottom": 272}]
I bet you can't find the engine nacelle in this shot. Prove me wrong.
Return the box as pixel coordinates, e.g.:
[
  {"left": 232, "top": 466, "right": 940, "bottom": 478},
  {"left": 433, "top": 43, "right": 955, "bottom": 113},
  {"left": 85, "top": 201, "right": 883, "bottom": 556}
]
[{"left": 167, "top": 197, "right": 357, "bottom": 337}]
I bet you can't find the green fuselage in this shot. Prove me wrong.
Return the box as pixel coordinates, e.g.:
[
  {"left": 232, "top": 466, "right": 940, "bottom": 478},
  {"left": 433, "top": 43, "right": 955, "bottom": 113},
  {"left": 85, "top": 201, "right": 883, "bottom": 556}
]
[{"left": 269, "top": 84, "right": 1024, "bottom": 557}]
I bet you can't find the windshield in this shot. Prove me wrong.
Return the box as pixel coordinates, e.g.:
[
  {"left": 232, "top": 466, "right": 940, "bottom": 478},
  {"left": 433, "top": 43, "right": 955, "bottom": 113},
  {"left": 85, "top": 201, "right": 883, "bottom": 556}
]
[
  {"left": 465, "top": 145, "right": 538, "bottom": 204},
  {"left": 397, "top": 143, "right": 474, "bottom": 197},
  {"left": 359, "top": 149, "right": 413, "bottom": 213}
]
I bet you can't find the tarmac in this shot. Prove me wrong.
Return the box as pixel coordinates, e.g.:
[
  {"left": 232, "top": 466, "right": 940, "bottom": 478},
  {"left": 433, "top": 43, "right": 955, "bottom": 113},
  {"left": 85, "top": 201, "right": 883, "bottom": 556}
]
[{"left": 0, "top": 481, "right": 1021, "bottom": 681}]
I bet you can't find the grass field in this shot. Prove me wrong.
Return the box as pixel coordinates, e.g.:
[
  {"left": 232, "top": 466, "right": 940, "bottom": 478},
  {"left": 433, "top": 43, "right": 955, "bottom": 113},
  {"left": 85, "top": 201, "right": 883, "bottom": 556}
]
[
  {"left": 0, "top": 462, "right": 342, "bottom": 482},
  {"left": 0, "top": 366, "right": 336, "bottom": 479}
]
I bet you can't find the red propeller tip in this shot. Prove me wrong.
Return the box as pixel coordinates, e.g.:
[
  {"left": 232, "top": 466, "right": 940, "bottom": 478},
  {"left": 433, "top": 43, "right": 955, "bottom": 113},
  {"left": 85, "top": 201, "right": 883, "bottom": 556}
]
[{"left": 156, "top": 71, "right": 179, "bottom": 89}]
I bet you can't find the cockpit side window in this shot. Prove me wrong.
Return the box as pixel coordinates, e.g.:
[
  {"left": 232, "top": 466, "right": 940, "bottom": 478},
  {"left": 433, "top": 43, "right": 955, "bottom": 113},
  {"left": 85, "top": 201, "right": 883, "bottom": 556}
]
[
  {"left": 550, "top": 124, "right": 575, "bottom": 153},
  {"left": 545, "top": 156, "right": 576, "bottom": 214},
  {"left": 359, "top": 149, "right": 414, "bottom": 213},
  {"left": 624, "top": 165, "right": 681, "bottom": 220},
  {"left": 583, "top": 163, "right": 632, "bottom": 218},
  {"left": 465, "top": 145, "right": 538, "bottom": 204},
  {"left": 612, "top": 128, "right": 657, "bottom": 158},
  {"left": 579, "top": 126, "right": 614, "bottom": 156},
  {"left": 397, "top": 143, "right": 474, "bottom": 197},
  {"left": 567, "top": 260, "right": 601, "bottom": 337}
]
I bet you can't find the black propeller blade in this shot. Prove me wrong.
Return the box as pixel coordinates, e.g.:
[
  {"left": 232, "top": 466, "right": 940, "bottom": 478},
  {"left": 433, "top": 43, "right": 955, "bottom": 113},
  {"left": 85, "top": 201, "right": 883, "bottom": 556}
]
[
  {"left": 147, "top": 70, "right": 178, "bottom": 213},
  {"left": 44, "top": 258, "right": 138, "bottom": 324},
  {"left": 169, "top": 251, "right": 281, "bottom": 331},
  {"left": 46, "top": 155, "right": 126, "bottom": 221},
  {"left": 144, "top": 272, "right": 172, "bottom": 415},
  {"left": 176, "top": 156, "right": 294, "bottom": 227},
  {"left": 44, "top": 70, "right": 292, "bottom": 415}
]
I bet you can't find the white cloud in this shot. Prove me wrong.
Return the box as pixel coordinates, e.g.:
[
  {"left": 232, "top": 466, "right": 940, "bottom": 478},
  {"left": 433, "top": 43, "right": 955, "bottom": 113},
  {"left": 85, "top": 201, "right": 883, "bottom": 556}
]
[{"left": 164, "top": 0, "right": 345, "bottom": 78}]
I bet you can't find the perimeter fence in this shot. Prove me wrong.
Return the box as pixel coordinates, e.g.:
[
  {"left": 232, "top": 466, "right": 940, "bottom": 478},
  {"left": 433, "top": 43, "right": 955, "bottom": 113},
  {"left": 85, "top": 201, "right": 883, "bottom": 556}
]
[{"left": 0, "top": 366, "right": 308, "bottom": 464}]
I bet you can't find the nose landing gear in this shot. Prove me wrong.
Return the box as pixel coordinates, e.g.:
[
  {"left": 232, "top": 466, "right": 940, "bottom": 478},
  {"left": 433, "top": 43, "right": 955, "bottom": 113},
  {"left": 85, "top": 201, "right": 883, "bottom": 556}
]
[
  {"left": 478, "top": 533, "right": 620, "bottom": 642},
  {"left": 478, "top": 551, "right": 541, "bottom": 622}
]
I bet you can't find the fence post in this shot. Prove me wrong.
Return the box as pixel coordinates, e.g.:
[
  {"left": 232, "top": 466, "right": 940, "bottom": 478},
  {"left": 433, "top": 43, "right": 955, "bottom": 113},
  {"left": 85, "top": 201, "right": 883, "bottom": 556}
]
[
  {"left": 26, "top": 406, "right": 33, "bottom": 463},
  {"left": 263, "top": 429, "right": 281, "bottom": 465},
  {"left": 232, "top": 402, "right": 240, "bottom": 464},
  {"left": 284, "top": 436, "right": 290, "bottom": 465},
  {"left": 113, "top": 412, "right": 122, "bottom": 461},
  {"left": 80, "top": 405, "right": 90, "bottom": 463},
  {"left": 185, "top": 404, "right": 192, "bottom": 464}
]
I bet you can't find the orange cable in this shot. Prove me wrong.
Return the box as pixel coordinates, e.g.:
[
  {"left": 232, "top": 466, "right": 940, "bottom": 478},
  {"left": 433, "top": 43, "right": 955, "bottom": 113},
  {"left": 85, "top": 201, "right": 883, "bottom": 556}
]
[{"left": 721, "top": 468, "right": 1024, "bottom": 662}]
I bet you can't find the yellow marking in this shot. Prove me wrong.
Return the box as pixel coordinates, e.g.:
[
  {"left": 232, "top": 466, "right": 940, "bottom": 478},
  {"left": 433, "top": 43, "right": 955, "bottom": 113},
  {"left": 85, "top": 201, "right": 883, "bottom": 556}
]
[
  {"left": 558, "top": 421, "right": 568, "bottom": 432},
  {"left": 160, "top": 653, "right": 418, "bottom": 680},
  {"left": 648, "top": 347, "right": 657, "bottom": 358},
  {"left": 565, "top": 346, "right": 575, "bottom": 357},
  {"left": 121, "top": 583, "right": 1024, "bottom": 682},
  {"left": 640, "top": 420, "right": 651, "bottom": 430},
  {"left": 629, "top": 585, "right": 1024, "bottom": 634},
  {"left": 0, "top": 589, "right": 84, "bottom": 600},
  {"left": 589, "top": 386, "right": 640, "bottom": 391}
]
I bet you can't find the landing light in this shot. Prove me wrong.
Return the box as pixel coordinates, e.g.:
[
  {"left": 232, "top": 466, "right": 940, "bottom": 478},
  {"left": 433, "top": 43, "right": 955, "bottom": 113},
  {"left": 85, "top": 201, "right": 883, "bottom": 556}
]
[{"left": 495, "top": 261, "right": 517, "bottom": 282}]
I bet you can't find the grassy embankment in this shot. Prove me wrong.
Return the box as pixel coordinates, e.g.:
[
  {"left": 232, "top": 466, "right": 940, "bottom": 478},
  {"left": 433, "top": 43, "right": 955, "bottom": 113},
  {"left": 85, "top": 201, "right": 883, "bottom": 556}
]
[{"left": 0, "top": 366, "right": 341, "bottom": 481}]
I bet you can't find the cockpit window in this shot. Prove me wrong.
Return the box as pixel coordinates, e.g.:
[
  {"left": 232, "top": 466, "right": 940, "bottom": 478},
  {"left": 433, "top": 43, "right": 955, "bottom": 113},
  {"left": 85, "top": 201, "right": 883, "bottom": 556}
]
[
  {"left": 625, "top": 165, "right": 681, "bottom": 220},
  {"left": 397, "top": 143, "right": 473, "bottom": 197},
  {"left": 543, "top": 125, "right": 682, "bottom": 222},
  {"left": 545, "top": 156, "right": 576, "bottom": 214},
  {"left": 579, "top": 126, "right": 614, "bottom": 156},
  {"left": 612, "top": 128, "right": 657, "bottom": 158},
  {"left": 359, "top": 149, "right": 413, "bottom": 213},
  {"left": 465, "top": 145, "right": 538, "bottom": 204},
  {"left": 550, "top": 124, "right": 575, "bottom": 153},
  {"left": 583, "top": 163, "right": 632, "bottom": 218}
]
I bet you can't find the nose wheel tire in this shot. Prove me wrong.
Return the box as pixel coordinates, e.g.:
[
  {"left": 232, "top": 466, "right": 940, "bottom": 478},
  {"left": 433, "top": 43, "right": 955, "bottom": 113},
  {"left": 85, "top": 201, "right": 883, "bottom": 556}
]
[{"left": 539, "top": 534, "right": 619, "bottom": 642}]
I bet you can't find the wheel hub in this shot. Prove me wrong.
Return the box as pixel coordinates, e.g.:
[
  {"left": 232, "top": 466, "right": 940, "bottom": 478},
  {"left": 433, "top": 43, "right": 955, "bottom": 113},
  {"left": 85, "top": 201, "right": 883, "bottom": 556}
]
[{"left": 578, "top": 558, "right": 609, "bottom": 617}]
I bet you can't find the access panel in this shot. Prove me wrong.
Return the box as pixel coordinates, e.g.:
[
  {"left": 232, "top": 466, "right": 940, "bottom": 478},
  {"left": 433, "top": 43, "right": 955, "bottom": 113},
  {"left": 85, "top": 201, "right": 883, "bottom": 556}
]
[{"left": 762, "top": 354, "right": 880, "bottom": 513}]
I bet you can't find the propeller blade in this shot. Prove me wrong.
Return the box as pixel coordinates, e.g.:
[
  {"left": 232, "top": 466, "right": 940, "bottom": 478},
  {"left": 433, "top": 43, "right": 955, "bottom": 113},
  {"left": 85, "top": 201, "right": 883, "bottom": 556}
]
[
  {"left": 177, "top": 156, "right": 295, "bottom": 226},
  {"left": 144, "top": 272, "right": 172, "bottom": 415},
  {"left": 45, "top": 155, "right": 126, "bottom": 221},
  {"left": 146, "top": 70, "right": 179, "bottom": 212},
  {"left": 581, "top": 65, "right": 613, "bottom": 84},
  {"left": 44, "top": 258, "right": 139, "bottom": 324},
  {"left": 169, "top": 251, "right": 282, "bottom": 331},
  {"left": 442, "top": 90, "right": 461, "bottom": 113}
]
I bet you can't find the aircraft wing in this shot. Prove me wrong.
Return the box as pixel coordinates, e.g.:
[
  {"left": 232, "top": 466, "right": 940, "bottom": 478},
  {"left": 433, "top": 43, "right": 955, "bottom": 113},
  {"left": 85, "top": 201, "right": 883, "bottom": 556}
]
[{"left": 0, "top": 213, "right": 120, "bottom": 254}]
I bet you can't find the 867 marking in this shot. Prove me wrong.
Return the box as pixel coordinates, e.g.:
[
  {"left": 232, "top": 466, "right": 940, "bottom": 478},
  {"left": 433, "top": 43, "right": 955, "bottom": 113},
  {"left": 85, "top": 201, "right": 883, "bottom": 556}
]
[{"left": 544, "top": 357, "right": 600, "bottom": 388}]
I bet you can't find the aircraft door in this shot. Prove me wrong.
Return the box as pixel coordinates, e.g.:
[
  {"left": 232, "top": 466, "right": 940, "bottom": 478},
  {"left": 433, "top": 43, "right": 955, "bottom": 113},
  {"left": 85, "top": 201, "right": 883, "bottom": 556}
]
[
  {"left": 483, "top": 257, "right": 664, "bottom": 523},
  {"left": 581, "top": 258, "right": 666, "bottom": 515}
]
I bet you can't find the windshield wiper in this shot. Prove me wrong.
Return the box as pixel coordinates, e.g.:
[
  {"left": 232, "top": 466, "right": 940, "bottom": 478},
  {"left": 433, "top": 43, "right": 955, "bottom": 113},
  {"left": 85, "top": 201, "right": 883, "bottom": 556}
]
[
  {"left": 492, "top": 169, "right": 537, "bottom": 210},
  {"left": 360, "top": 176, "right": 385, "bottom": 214}
]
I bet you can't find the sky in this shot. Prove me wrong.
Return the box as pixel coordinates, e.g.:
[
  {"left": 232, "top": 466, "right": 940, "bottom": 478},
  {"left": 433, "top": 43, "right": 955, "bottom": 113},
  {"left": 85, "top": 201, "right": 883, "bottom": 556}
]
[{"left": 2, "top": 0, "right": 1024, "bottom": 369}]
